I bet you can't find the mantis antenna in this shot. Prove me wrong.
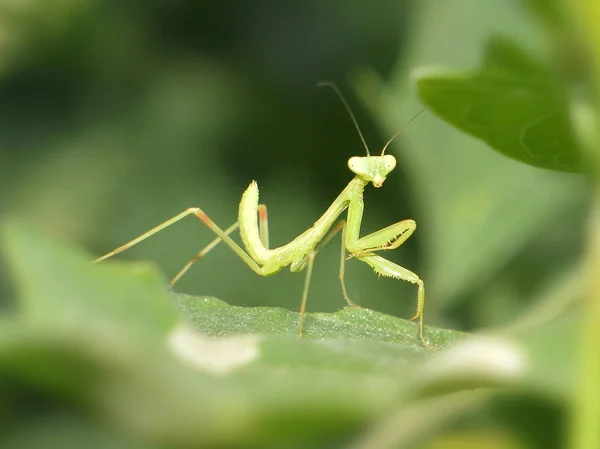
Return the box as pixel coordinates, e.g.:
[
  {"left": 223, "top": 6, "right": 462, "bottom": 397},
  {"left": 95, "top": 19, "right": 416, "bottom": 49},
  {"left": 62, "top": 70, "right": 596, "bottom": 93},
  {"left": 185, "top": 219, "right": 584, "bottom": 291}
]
[
  {"left": 317, "top": 81, "right": 371, "bottom": 156},
  {"left": 318, "top": 80, "right": 427, "bottom": 156},
  {"left": 380, "top": 108, "right": 426, "bottom": 155}
]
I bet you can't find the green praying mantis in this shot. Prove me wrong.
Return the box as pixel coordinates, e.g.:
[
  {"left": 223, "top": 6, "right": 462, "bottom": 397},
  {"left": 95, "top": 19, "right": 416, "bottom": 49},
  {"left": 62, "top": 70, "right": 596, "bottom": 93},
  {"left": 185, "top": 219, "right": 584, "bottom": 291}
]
[{"left": 95, "top": 82, "right": 431, "bottom": 348}]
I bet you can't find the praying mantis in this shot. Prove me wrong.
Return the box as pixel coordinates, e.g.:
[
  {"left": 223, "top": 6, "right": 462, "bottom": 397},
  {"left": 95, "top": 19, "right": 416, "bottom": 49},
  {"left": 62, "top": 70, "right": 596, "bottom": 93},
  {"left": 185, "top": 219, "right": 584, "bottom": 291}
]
[{"left": 95, "top": 82, "right": 431, "bottom": 347}]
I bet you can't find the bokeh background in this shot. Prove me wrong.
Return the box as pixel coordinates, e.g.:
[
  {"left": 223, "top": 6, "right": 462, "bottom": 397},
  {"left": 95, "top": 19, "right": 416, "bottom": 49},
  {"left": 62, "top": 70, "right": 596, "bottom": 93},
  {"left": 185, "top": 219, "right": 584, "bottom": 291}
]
[{"left": 0, "top": 0, "right": 589, "bottom": 334}]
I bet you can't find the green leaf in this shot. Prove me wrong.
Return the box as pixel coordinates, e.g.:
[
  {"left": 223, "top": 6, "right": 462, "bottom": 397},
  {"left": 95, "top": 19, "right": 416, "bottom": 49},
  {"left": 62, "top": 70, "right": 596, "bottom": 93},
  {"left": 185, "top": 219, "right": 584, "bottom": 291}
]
[
  {"left": 416, "top": 37, "right": 582, "bottom": 173},
  {"left": 353, "top": 0, "right": 587, "bottom": 319},
  {"left": 175, "top": 294, "right": 463, "bottom": 348},
  {"left": 2, "top": 220, "right": 179, "bottom": 339}
]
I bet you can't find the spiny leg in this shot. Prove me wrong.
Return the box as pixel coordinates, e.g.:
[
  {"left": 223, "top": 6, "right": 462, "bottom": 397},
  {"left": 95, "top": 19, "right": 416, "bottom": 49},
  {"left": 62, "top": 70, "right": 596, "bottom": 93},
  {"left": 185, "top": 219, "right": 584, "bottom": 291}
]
[
  {"left": 359, "top": 254, "right": 432, "bottom": 348},
  {"left": 295, "top": 220, "right": 347, "bottom": 338},
  {"left": 409, "top": 279, "right": 426, "bottom": 338},
  {"left": 343, "top": 205, "right": 432, "bottom": 348},
  {"left": 346, "top": 219, "right": 416, "bottom": 260},
  {"left": 170, "top": 222, "right": 239, "bottom": 287},
  {"left": 341, "top": 219, "right": 416, "bottom": 305},
  {"left": 347, "top": 220, "right": 425, "bottom": 336}
]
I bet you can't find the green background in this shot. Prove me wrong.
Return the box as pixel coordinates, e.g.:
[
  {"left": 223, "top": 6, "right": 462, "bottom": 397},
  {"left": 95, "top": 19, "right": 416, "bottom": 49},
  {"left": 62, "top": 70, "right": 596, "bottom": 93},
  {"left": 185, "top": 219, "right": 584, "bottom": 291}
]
[{"left": 0, "top": 0, "right": 587, "bottom": 331}]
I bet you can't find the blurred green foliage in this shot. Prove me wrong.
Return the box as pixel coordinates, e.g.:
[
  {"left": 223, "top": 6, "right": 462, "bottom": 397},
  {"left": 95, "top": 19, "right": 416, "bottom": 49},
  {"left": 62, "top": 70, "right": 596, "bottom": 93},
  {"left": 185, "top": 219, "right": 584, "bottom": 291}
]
[
  {"left": 0, "top": 216, "right": 574, "bottom": 449},
  {"left": 0, "top": 0, "right": 598, "bottom": 448},
  {"left": 417, "top": 37, "right": 581, "bottom": 172}
]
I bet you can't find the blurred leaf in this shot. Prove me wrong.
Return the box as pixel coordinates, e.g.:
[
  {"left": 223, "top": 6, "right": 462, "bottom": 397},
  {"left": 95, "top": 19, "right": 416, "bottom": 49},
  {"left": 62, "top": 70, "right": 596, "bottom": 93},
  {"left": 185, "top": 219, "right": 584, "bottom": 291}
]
[
  {"left": 421, "top": 432, "right": 527, "bottom": 449},
  {"left": 416, "top": 37, "right": 582, "bottom": 173},
  {"left": 348, "top": 315, "right": 578, "bottom": 449},
  {"left": 175, "top": 294, "right": 464, "bottom": 348},
  {"left": 522, "top": 0, "right": 569, "bottom": 29},
  {"left": 354, "top": 0, "right": 587, "bottom": 318},
  {"left": 2, "top": 414, "right": 156, "bottom": 449},
  {"left": 2, "top": 220, "right": 178, "bottom": 338}
]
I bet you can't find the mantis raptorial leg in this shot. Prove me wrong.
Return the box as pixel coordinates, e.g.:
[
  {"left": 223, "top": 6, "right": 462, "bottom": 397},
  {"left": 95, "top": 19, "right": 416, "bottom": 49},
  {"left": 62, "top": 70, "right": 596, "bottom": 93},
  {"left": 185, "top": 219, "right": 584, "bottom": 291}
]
[{"left": 94, "top": 82, "right": 432, "bottom": 348}]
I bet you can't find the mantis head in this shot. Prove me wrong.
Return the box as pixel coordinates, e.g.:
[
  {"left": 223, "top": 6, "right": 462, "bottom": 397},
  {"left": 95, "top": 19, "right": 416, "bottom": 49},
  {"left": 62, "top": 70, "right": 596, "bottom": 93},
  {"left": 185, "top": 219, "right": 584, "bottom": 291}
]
[
  {"left": 348, "top": 155, "right": 396, "bottom": 188},
  {"left": 317, "top": 81, "right": 424, "bottom": 188}
]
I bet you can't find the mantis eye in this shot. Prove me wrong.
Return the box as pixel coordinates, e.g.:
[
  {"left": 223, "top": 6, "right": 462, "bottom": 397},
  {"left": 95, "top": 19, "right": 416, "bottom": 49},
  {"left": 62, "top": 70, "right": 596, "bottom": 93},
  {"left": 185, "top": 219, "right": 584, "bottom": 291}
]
[
  {"left": 383, "top": 155, "right": 396, "bottom": 171},
  {"left": 348, "top": 157, "right": 361, "bottom": 171}
]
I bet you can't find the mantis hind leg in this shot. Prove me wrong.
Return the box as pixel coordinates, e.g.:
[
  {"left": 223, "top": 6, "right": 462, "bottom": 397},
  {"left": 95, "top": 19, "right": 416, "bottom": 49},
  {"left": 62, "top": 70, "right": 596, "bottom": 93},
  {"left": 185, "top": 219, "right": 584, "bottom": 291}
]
[
  {"left": 95, "top": 207, "right": 274, "bottom": 280},
  {"left": 170, "top": 222, "right": 239, "bottom": 286},
  {"left": 172, "top": 204, "right": 270, "bottom": 285}
]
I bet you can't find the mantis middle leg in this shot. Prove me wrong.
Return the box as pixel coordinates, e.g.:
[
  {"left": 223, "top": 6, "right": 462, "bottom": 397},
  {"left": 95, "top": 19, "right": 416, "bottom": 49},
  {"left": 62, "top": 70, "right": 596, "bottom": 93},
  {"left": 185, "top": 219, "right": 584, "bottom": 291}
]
[{"left": 291, "top": 219, "right": 346, "bottom": 337}]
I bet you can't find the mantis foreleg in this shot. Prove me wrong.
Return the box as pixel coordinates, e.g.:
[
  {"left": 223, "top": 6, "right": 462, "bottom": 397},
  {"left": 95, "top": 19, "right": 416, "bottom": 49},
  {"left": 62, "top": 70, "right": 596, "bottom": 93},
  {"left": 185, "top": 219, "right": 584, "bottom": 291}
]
[
  {"left": 346, "top": 219, "right": 416, "bottom": 259},
  {"left": 339, "top": 224, "right": 359, "bottom": 308},
  {"left": 343, "top": 198, "right": 429, "bottom": 347},
  {"left": 359, "top": 253, "right": 426, "bottom": 344}
]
